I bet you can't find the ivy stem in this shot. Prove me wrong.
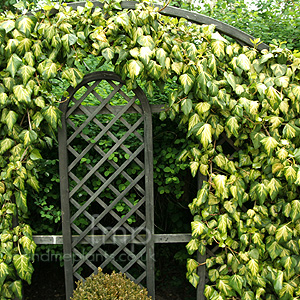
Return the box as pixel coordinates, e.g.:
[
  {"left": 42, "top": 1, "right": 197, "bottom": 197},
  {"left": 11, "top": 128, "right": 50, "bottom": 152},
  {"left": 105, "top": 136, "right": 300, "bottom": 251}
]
[
  {"left": 263, "top": 123, "right": 271, "bottom": 137},
  {"left": 27, "top": 109, "right": 32, "bottom": 131}
]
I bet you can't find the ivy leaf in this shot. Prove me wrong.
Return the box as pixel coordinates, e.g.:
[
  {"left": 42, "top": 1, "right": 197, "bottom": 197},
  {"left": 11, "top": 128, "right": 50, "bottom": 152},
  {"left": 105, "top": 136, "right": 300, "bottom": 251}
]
[
  {"left": 15, "top": 190, "right": 27, "bottom": 214},
  {"left": 139, "top": 47, "right": 153, "bottom": 65},
  {"left": 0, "top": 262, "right": 9, "bottom": 287},
  {"left": 61, "top": 68, "right": 83, "bottom": 87},
  {"left": 19, "top": 65, "right": 36, "bottom": 85},
  {"left": 181, "top": 98, "right": 193, "bottom": 116},
  {"left": 229, "top": 274, "right": 243, "bottom": 296},
  {"left": 190, "top": 161, "right": 199, "bottom": 177},
  {"left": 186, "top": 238, "right": 200, "bottom": 255},
  {"left": 268, "top": 178, "right": 282, "bottom": 200},
  {"left": 274, "top": 270, "right": 283, "bottom": 294},
  {"left": 137, "top": 35, "right": 155, "bottom": 50},
  {"left": 226, "top": 116, "right": 239, "bottom": 137},
  {"left": 247, "top": 258, "right": 259, "bottom": 276},
  {"left": 102, "top": 47, "right": 114, "bottom": 62},
  {"left": 171, "top": 62, "right": 183, "bottom": 75},
  {"left": 37, "top": 59, "right": 57, "bottom": 81},
  {"left": 0, "top": 138, "right": 15, "bottom": 154},
  {"left": 13, "top": 85, "right": 31, "bottom": 105},
  {"left": 179, "top": 74, "right": 195, "bottom": 95},
  {"left": 271, "top": 64, "right": 287, "bottom": 77},
  {"left": 19, "top": 130, "right": 38, "bottom": 147},
  {"left": 217, "top": 279, "right": 232, "bottom": 296},
  {"left": 62, "top": 33, "right": 78, "bottom": 52},
  {"left": 187, "top": 272, "right": 199, "bottom": 288},
  {"left": 275, "top": 224, "right": 292, "bottom": 243},
  {"left": 279, "top": 282, "right": 295, "bottom": 298},
  {"left": 26, "top": 174, "right": 39, "bottom": 191},
  {"left": 156, "top": 48, "right": 167, "bottom": 68},
  {"left": 15, "top": 16, "right": 36, "bottom": 38},
  {"left": 255, "top": 183, "right": 268, "bottom": 204},
  {"left": 186, "top": 258, "right": 199, "bottom": 274},
  {"left": 7, "top": 54, "right": 23, "bottom": 78},
  {"left": 13, "top": 255, "right": 29, "bottom": 279},
  {"left": 5, "top": 110, "right": 18, "bottom": 132},
  {"left": 224, "top": 72, "right": 236, "bottom": 90},
  {"left": 274, "top": 76, "right": 289, "bottom": 88},
  {"left": 191, "top": 220, "right": 207, "bottom": 237},
  {"left": 196, "top": 123, "right": 212, "bottom": 149},
  {"left": 236, "top": 54, "right": 251, "bottom": 71},
  {"left": 266, "top": 86, "right": 282, "bottom": 110},
  {"left": 128, "top": 60, "right": 144, "bottom": 79},
  {"left": 41, "top": 105, "right": 61, "bottom": 130},
  {"left": 147, "top": 60, "right": 162, "bottom": 80},
  {"left": 260, "top": 137, "right": 278, "bottom": 156},
  {"left": 284, "top": 166, "right": 296, "bottom": 185},
  {"left": 211, "top": 40, "right": 225, "bottom": 59},
  {"left": 10, "top": 280, "right": 22, "bottom": 299},
  {"left": 289, "top": 200, "right": 300, "bottom": 222}
]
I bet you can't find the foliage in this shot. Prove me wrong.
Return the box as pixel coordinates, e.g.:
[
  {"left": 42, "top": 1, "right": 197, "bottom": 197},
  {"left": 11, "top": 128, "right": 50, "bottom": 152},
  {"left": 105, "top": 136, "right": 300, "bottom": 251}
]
[
  {"left": 0, "top": 0, "right": 300, "bottom": 299},
  {"left": 72, "top": 268, "right": 152, "bottom": 300},
  {"left": 187, "top": 0, "right": 300, "bottom": 50}
]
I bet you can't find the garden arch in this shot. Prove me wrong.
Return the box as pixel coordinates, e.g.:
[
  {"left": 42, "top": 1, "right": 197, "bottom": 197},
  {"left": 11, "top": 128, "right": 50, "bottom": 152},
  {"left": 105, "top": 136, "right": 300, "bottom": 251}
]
[{"left": 30, "top": 2, "right": 270, "bottom": 300}]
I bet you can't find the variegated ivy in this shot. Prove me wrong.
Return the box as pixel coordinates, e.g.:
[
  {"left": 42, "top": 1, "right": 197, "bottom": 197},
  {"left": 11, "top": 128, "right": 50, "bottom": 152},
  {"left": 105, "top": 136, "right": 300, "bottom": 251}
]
[{"left": 0, "top": 0, "right": 299, "bottom": 299}]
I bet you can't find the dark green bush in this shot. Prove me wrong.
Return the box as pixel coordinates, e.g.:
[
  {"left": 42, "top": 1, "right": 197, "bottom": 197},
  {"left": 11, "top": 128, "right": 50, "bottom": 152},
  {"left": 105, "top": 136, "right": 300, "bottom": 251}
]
[{"left": 72, "top": 268, "right": 152, "bottom": 300}]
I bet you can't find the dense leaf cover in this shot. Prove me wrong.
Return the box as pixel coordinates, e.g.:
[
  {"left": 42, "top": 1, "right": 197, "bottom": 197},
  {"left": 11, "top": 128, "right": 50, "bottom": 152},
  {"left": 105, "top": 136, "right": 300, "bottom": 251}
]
[{"left": 0, "top": 0, "right": 300, "bottom": 299}]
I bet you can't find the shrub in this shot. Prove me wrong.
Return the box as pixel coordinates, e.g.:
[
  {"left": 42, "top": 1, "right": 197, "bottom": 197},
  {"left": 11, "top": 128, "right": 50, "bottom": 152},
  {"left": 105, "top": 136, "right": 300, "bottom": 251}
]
[{"left": 72, "top": 268, "right": 152, "bottom": 300}]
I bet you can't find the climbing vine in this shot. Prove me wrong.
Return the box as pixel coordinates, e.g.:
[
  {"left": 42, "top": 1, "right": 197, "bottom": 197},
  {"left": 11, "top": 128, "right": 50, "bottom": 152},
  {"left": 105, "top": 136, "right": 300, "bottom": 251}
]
[{"left": 0, "top": 0, "right": 299, "bottom": 299}]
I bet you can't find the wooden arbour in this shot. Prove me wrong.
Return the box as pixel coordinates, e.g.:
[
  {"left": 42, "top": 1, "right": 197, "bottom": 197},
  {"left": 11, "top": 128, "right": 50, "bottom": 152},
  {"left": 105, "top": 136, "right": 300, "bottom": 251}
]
[{"left": 29, "top": 2, "right": 269, "bottom": 300}]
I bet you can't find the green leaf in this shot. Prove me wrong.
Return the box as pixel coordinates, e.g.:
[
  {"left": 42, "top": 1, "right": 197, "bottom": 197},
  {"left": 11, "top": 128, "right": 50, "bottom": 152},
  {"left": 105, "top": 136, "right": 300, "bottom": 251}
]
[
  {"left": 275, "top": 224, "right": 292, "bottom": 243},
  {"left": 196, "top": 123, "right": 212, "bottom": 149},
  {"left": 139, "top": 47, "right": 153, "bottom": 65},
  {"left": 181, "top": 98, "right": 193, "bottom": 116},
  {"left": 242, "top": 291, "right": 254, "bottom": 300},
  {"left": 0, "top": 20, "right": 15, "bottom": 33},
  {"left": 7, "top": 54, "right": 23, "bottom": 78},
  {"left": 62, "top": 33, "right": 78, "bottom": 52},
  {"left": 274, "top": 76, "right": 289, "bottom": 88},
  {"left": 0, "top": 138, "right": 15, "bottom": 154},
  {"left": 195, "top": 185, "right": 209, "bottom": 206},
  {"left": 191, "top": 220, "right": 207, "bottom": 236},
  {"left": 274, "top": 270, "right": 283, "bottom": 294},
  {"left": 102, "top": 47, "right": 114, "bottom": 62},
  {"left": 26, "top": 174, "right": 39, "bottom": 191},
  {"left": 186, "top": 258, "right": 199, "bottom": 274},
  {"left": 284, "top": 166, "right": 296, "bottom": 184},
  {"left": 13, "top": 85, "right": 31, "bottom": 105},
  {"left": 268, "top": 178, "right": 282, "bottom": 200},
  {"left": 260, "top": 137, "right": 278, "bottom": 156},
  {"left": 13, "top": 255, "right": 29, "bottom": 279},
  {"left": 271, "top": 64, "right": 287, "bottom": 77},
  {"left": 187, "top": 272, "right": 199, "bottom": 288},
  {"left": 147, "top": 60, "right": 162, "bottom": 80},
  {"left": 229, "top": 274, "right": 243, "bottom": 296},
  {"left": 61, "top": 68, "right": 83, "bottom": 87},
  {"left": 5, "top": 110, "right": 18, "bottom": 132},
  {"left": 179, "top": 74, "right": 195, "bottom": 94},
  {"left": 19, "top": 65, "right": 36, "bottom": 85},
  {"left": 171, "top": 62, "right": 183, "bottom": 75},
  {"left": 186, "top": 238, "right": 200, "bottom": 255},
  {"left": 15, "top": 190, "right": 27, "bottom": 214},
  {"left": 217, "top": 279, "right": 232, "bottom": 296},
  {"left": 190, "top": 161, "right": 199, "bottom": 177},
  {"left": 266, "top": 86, "right": 282, "bottom": 110},
  {"left": 128, "top": 60, "right": 144, "bottom": 79},
  {"left": 10, "top": 280, "right": 22, "bottom": 299},
  {"left": 236, "top": 54, "right": 251, "bottom": 71},
  {"left": 0, "top": 262, "right": 9, "bottom": 287},
  {"left": 290, "top": 200, "right": 300, "bottom": 222},
  {"left": 226, "top": 116, "right": 239, "bottom": 137},
  {"left": 224, "top": 72, "right": 236, "bottom": 90},
  {"left": 37, "top": 59, "right": 58, "bottom": 81},
  {"left": 15, "top": 16, "right": 36, "bottom": 37},
  {"left": 279, "top": 282, "right": 295, "bottom": 298},
  {"left": 137, "top": 35, "right": 155, "bottom": 50},
  {"left": 156, "top": 48, "right": 167, "bottom": 68},
  {"left": 211, "top": 40, "right": 225, "bottom": 59},
  {"left": 247, "top": 258, "right": 259, "bottom": 276}
]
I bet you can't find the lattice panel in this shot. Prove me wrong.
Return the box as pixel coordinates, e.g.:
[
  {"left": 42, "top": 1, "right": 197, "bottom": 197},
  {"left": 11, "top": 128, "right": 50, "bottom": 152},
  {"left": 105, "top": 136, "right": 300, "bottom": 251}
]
[{"left": 59, "top": 72, "right": 154, "bottom": 297}]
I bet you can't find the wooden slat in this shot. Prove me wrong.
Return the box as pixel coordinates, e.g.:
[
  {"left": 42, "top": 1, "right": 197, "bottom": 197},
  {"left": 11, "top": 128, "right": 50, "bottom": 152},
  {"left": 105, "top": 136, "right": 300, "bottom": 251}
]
[{"left": 32, "top": 234, "right": 192, "bottom": 244}]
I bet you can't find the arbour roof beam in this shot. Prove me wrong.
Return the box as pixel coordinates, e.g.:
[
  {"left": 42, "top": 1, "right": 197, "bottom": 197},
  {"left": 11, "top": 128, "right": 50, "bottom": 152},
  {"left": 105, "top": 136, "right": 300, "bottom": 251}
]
[{"left": 48, "top": 0, "right": 268, "bottom": 51}]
